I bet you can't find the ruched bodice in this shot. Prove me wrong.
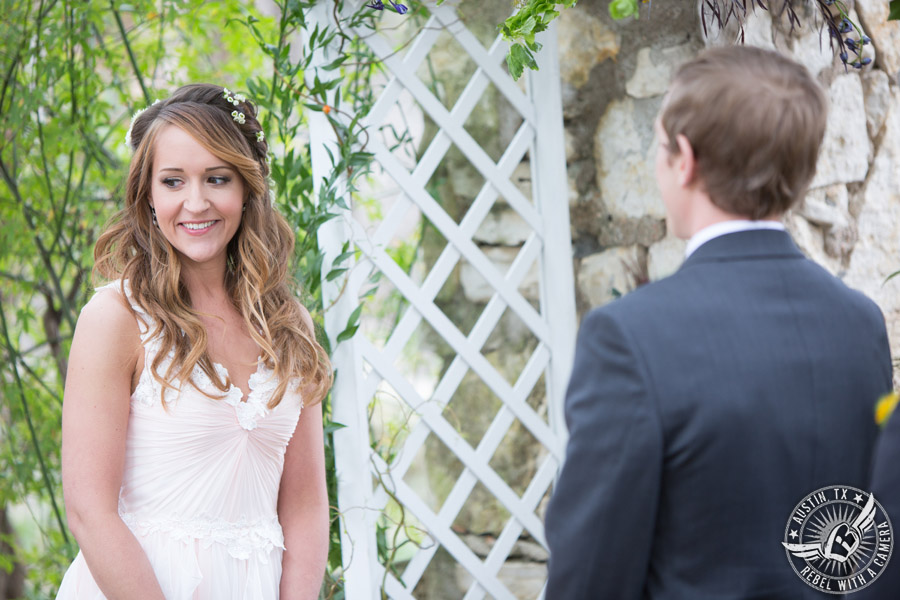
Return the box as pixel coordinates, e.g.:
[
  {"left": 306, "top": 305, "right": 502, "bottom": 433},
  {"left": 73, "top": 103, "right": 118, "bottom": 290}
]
[{"left": 57, "top": 282, "right": 303, "bottom": 599}]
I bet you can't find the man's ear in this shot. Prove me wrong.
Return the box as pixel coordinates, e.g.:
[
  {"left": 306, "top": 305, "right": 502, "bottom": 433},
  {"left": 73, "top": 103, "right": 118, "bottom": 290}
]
[{"left": 674, "top": 134, "right": 697, "bottom": 188}]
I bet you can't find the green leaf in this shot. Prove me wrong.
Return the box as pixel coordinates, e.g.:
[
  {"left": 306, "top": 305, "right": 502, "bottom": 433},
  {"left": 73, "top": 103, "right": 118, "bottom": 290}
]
[
  {"left": 506, "top": 42, "right": 538, "bottom": 81},
  {"left": 609, "top": 0, "right": 640, "bottom": 20},
  {"left": 322, "top": 55, "right": 347, "bottom": 71},
  {"left": 519, "top": 16, "right": 538, "bottom": 35},
  {"left": 890, "top": 0, "right": 900, "bottom": 20},
  {"left": 323, "top": 421, "right": 347, "bottom": 434},
  {"left": 325, "top": 267, "right": 348, "bottom": 282},
  {"left": 347, "top": 303, "right": 363, "bottom": 328},
  {"left": 336, "top": 325, "right": 358, "bottom": 343}
]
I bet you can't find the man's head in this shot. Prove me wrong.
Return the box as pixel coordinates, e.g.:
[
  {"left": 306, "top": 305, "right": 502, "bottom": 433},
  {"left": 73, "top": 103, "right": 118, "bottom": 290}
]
[{"left": 656, "top": 46, "right": 827, "bottom": 234}]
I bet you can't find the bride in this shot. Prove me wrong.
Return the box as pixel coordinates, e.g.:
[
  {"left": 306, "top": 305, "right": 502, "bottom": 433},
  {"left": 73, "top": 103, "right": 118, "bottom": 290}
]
[{"left": 56, "top": 84, "right": 331, "bottom": 599}]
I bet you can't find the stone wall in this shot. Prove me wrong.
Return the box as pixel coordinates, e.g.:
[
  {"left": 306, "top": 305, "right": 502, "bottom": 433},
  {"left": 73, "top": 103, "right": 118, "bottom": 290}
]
[
  {"left": 402, "top": 2, "right": 900, "bottom": 597},
  {"left": 555, "top": 0, "right": 900, "bottom": 367}
]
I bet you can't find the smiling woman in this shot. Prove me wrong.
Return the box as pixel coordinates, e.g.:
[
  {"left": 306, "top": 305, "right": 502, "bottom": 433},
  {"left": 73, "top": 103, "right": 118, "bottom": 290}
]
[{"left": 55, "top": 84, "right": 333, "bottom": 600}]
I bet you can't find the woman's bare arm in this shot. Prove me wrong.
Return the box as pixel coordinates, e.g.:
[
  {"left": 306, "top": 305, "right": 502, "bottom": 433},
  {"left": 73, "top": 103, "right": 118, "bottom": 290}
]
[
  {"left": 278, "top": 306, "right": 330, "bottom": 599},
  {"left": 61, "top": 289, "right": 166, "bottom": 599}
]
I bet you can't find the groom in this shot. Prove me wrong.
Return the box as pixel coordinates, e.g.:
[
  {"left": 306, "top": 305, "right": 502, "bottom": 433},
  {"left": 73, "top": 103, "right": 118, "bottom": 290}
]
[{"left": 545, "top": 46, "right": 893, "bottom": 599}]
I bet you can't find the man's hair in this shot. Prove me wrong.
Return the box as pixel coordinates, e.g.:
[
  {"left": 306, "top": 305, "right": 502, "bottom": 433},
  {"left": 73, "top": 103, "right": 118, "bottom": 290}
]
[{"left": 660, "top": 46, "right": 827, "bottom": 219}]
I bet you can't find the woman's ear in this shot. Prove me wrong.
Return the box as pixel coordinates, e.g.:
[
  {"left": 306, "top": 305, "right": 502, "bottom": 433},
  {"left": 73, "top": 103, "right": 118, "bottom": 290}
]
[{"left": 674, "top": 134, "right": 698, "bottom": 188}]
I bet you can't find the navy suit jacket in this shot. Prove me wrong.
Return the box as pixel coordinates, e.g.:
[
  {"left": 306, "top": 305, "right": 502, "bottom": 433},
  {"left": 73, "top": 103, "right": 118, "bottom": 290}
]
[
  {"left": 857, "top": 408, "right": 900, "bottom": 599},
  {"left": 545, "top": 230, "right": 892, "bottom": 599}
]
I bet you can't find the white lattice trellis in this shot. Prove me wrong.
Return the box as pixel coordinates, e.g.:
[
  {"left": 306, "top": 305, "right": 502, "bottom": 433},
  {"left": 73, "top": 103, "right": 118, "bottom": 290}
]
[{"left": 308, "top": 3, "right": 576, "bottom": 598}]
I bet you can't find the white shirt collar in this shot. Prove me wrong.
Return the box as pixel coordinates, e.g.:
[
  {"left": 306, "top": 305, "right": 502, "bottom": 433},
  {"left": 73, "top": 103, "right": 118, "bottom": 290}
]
[{"left": 685, "top": 219, "right": 785, "bottom": 258}]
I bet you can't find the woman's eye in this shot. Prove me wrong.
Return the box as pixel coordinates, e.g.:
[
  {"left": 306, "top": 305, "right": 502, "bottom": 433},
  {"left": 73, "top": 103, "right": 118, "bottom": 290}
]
[
  {"left": 208, "top": 175, "right": 231, "bottom": 185},
  {"left": 161, "top": 178, "right": 181, "bottom": 188}
]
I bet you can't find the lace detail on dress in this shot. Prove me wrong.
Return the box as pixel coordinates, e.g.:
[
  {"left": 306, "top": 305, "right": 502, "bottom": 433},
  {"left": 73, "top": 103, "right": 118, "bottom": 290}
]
[
  {"left": 223, "top": 362, "right": 272, "bottom": 431},
  {"left": 218, "top": 361, "right": 303, "bottom": 430},
  {"left": 119, "top": 510, "right": 285, "bottom": 561},
  {"left": 107, "top": 279, "right": 301, "bottom": 426}
]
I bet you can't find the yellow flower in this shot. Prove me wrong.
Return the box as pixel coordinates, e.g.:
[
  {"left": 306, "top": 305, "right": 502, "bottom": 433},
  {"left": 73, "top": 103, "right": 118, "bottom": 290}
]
[{"left": 875, "top": 391, "right": 899, "bottom": 426}]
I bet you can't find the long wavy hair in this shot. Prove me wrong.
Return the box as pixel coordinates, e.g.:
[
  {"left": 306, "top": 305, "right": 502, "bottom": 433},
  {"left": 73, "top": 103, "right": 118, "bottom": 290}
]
[{"left": 94, "top": 84, "right": 331, "bottom": 408}]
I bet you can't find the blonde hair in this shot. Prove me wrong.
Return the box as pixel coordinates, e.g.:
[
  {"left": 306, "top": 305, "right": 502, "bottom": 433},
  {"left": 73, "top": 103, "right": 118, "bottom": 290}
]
[
  {"left": 94, "top": 84, "right": 331, "bottom": 408},
  {"left": 661, "top": 46, "right": 827, "bottom": 219}
]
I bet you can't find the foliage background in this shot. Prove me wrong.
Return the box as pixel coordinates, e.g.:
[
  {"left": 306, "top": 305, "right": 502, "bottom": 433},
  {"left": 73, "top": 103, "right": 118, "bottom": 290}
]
[{"left": 0, "top": 0, "right": 363, "bottom": 596}]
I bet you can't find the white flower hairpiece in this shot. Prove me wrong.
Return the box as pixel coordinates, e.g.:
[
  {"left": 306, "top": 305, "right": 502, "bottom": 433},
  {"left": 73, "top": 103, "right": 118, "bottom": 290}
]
[
  {"left": 124, "top": 99, "right": 160, "bottom": 148},
  {"left": 222, "top": 87, "right": 247, "bottom": 107},
  {"left": 256, "top": 131, "right": 265, "bottom": 142},
  {"left": 231, "top": 110, "right": 246, "bottom": 125}
]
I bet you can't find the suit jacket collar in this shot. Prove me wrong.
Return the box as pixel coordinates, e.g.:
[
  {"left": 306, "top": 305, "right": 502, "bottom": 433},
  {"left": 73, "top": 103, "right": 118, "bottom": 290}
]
[{"left": 679, "top": 229, "right": 804, "bottom": 271}]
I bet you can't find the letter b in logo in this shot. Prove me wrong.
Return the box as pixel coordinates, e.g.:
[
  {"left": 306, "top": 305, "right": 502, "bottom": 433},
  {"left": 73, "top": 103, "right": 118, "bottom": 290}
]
[{"left": 824, "top": 523, "right": 860, "bottom": 563}]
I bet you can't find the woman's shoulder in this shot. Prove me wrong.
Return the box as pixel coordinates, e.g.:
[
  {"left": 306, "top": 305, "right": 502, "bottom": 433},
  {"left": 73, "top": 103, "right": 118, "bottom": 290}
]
[{"left": 77, "top": 282, "right": 143, "bottom": 353}]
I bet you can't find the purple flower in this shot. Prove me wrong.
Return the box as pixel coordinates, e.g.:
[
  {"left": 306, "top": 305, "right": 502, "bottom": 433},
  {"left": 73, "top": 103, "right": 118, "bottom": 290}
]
[
  {"left": 366, "top": 0, "right": 384, "bottom": 9},
  {"left": 390, "top": 1, "right": 408, "bottom": 14}
]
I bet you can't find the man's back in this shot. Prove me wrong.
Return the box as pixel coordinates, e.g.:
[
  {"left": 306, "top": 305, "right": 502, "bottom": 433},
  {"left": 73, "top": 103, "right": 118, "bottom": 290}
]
[{"left": 545, "top": 229, "right": 892, "bottom": 599}]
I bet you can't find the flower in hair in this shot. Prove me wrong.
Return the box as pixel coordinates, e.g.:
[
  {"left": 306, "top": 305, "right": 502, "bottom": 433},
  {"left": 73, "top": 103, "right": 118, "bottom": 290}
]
[
  {"left": 222, "top": 87, "right": 243, "bottom": 106},
  {"left": 124, "top": 99, "right": 160, "bottom": 148},
  {"left": 231, "top": 110, "right": 246, "bottom": 124},
  {"left": 256, "top": 131, "right": 265, "bottom": 142}
]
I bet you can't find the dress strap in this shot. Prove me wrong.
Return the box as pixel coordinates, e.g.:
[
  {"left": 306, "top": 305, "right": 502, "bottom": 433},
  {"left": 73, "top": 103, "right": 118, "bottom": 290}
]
[
  {"left": 93, "top": 279, "right": 156, "bottom": 346},
  {"left": 95, "top": 280, "right": 181, "bottom": 406}
]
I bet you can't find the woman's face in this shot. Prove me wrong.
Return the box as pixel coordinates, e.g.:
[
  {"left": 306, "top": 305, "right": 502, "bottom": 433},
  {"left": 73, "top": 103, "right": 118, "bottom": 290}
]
[{"left": 149, "top": 125, "right": 245, "bottom": 272}]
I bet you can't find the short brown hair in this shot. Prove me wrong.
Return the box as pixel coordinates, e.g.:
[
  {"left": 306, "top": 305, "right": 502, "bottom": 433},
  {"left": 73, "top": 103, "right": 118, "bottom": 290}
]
[{"left": 661, "top": 46, "right": 827, "bottom": 219}]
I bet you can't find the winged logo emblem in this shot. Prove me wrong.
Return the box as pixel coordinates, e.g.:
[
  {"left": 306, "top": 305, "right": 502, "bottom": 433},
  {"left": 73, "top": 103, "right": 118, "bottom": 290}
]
[{"left": 782, "top": 493, "right": 877, "bottom": 563}]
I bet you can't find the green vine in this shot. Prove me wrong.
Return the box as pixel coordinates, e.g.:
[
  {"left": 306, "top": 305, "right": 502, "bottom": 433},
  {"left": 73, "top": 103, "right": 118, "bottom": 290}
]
[{"left": 499, "top": 0, "right": 577, "bottom": 80}]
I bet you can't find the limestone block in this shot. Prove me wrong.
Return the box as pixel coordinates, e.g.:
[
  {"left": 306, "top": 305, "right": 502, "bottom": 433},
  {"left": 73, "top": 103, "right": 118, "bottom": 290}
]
[
  {"left": 857, "top": 0, "right": 900, "bottom": 80},
  {"left": 785, "top": 213, "right": 841, "bottom": 275},
  {"left": 578, "top": 245, "right": 644, "bottom": 308},
  {"left": 564, "top": 128, "right": 578, "bottom": 163},
  {"left": 460, "top": 246, "right": 540, "bottom": 304},
  {"left": 626, "top": 44, "right": 695, "bottom": 99},
  {"left": 862, "top": 68, "right": 893, "bottom": 138},
  {"left": 473, "top": 208, "right": 532, "bottom": 246},
  {"left": 597, "top": 214, "right": 666, "bottom": 248},
  {"left": 790, "top": 21, "right": 841, "bottom": 78},
  {"left": 704, "top": 5, "right": 775, "bottom": 50},
  {"left": 595, "top": 97, "right": 666, "bottom": 220},
  {"left": 557, "top": 6, "right": 619, "bottom": 88},
  {"left": 456, "top": 560, "right": 547, "bottom": 600},
  {"left": 800, "top": 184, "right": 857, "bottom": 261},
  {"left": 742, "top": 8, "right": 776, "bottom": 50},
  {"left": 800, "top": 184, "right": 850, "bottom": 229},
  {"left": 648, "top": 233, "right": 686, "bottom": 281},
  {"left": 843, "top": 102, "right": 900, "bottom": 353},
  {"left": 810, "top": 74, "right": 871, "bottom": 189}
]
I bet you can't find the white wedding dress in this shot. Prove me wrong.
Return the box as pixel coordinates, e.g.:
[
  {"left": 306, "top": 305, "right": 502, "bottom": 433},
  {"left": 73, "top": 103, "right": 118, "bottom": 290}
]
[{"left": 56, "top": 282, "right": 303, "bottom": 599}]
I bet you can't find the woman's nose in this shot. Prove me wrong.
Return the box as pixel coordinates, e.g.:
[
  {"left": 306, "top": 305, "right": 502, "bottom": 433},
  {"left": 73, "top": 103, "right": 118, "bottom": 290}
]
[{"left": 183, "top": 182, "right": 209, "bottom": 212}]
